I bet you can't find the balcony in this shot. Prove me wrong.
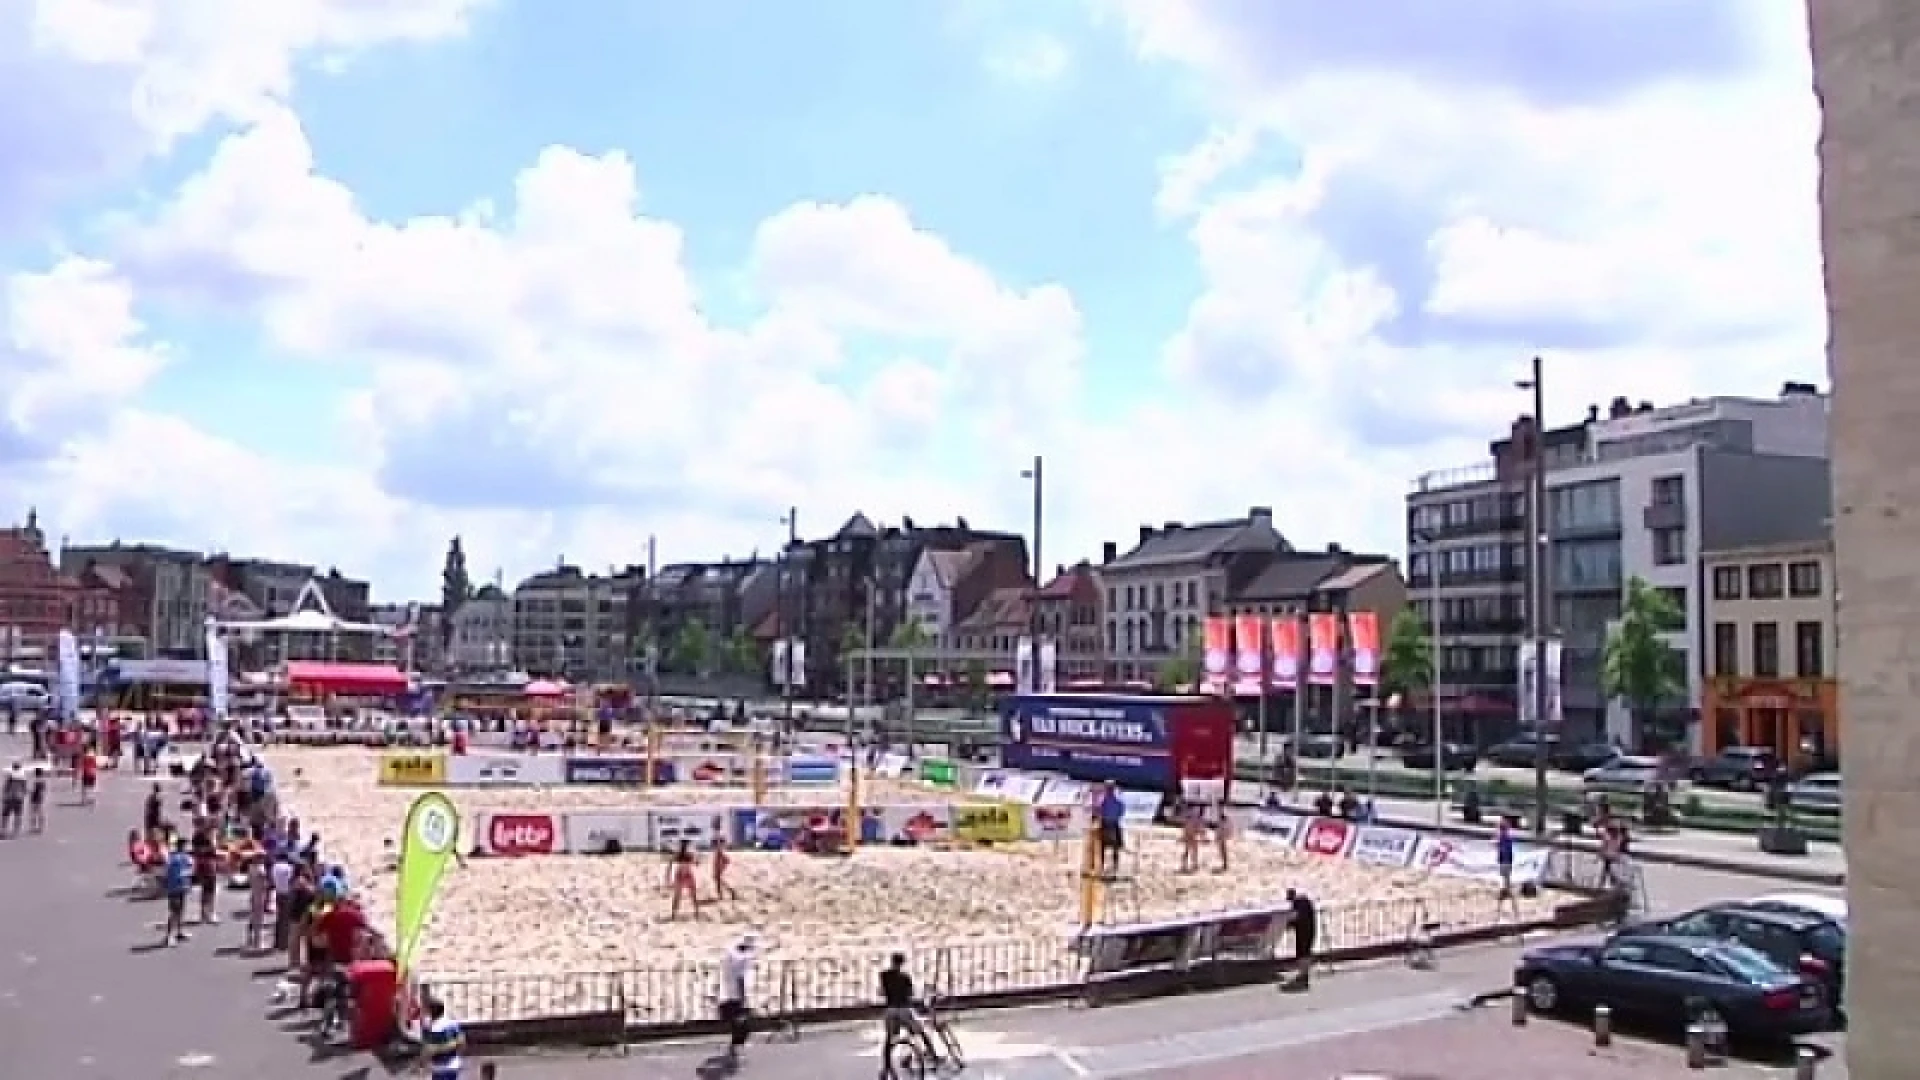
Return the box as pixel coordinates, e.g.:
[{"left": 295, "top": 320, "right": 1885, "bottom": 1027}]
[
  {"left": 1408, "top": 567, "right": 1527, "bottom": 590},
  {"left": 1407, "top": 513, "right": 1527, "bottom": 545},
  {"left": 1438, "top": 615, "right": 1525, "bottom": 637},
  {"left": 1439, "top": 665, "right": 1519, "bottom": 688},
  {"left": 1642, "top": 501, "right": 1686, "bottom": 531}
]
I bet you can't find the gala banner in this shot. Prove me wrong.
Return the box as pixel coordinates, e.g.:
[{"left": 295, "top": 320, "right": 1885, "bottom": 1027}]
[
  {"left": 1346, "top": 611, "right": 1381, "bottom": 687},
  {"left": 1308, "top": 613, "right": 1340, "bottom": 686},
  {"left": 1201, "top": 617, "right": 1232, "bottom": 695},
  {"left": 1269, "top": 617, "right": 1302, "bottom": 689},
  {"left": 1232, "top": 615, "right": 1265, "bottom": 697}
]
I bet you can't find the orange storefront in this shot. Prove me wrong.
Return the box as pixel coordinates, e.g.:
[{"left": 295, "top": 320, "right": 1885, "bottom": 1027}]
[{"left": 1702, "top": 676, "right": 1841, "bottom": 765}]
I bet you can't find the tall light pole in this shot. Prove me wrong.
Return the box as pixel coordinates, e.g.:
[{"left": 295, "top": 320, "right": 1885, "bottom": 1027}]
[
  {"left": 779, "top": 508, "right": 800, "bottom": 734},
  {"left": 1412, "top": 524, "right": 1446, "bottom": 824},
  {"left": 1516, "top": 355, "right": 1552, "bottom": 836},
  {"left": 1020, "top": 456, "right": 1044, "bottom": 686}
]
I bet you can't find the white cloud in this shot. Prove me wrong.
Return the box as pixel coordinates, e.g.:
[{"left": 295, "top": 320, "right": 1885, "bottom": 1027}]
[{"left": 984, "top": 33, "right": 1070, "bottom": 84}]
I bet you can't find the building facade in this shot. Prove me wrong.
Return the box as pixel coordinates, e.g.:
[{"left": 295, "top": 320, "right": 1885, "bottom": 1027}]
[
  {"left": 1, "top": 512, "right": 126, "bottom": 665},
  {"left": 60, "top": 540, "right": 209, "bottom": 658},
  {"left": 1408, "top": 386, "right": 1832, "bottom": 748},
  {"left": 904, "top": 549, "right": 975, "bottom": 644},
  {"left": 1699, "top": 539, "right": 1838, "bottom": 766},
  {"left": 447, "top": 586, "right": 513, "bottom": 671},
  {"left": 1030, "top": 562, "right": 1106, "bottom": 682},
  {"left": 370, "top": 603, "right": 444, "bottom": 673},
  {"left": 511, "top": 564, "right": 641, "bottom": 682},
  {"left": 633, "top": 560, "right": 776, "bottom": 676},
  {"left": 1098, "top": 508, "right": 1290, "bottom": 682}
]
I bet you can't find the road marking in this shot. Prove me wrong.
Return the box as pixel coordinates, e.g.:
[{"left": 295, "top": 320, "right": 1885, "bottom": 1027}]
[
  {"left": 1055, "top": 1049, "right": 1091, "bottom": 1076},
  {"left": 177, "top": 1051, "right": 217, "bottom": 1068}
]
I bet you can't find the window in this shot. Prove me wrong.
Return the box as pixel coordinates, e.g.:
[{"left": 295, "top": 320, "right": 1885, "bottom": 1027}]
[
  {"left": 1795, "top": 621, "right": 1825, "bottom": 679},
  {"left": 1711, "top": 566, "right": 1742, "bottom": 600},
  {"left": 1444, "top": 500, "right": 1471, "bottom": 526},
  {"left": 1652, "top": 527, "right": 1686, "bottom": 566},
  {"left": 1552, "top": 539, "right": 1622, "bottom": 591},
  {"left": 1548, "top": 479, "right": 1622, "bottom": 533},
  {"left": 1713, "top": 622, "right": 1739, "bottom": 677},
  {"left": 1651, "top": 474, "right": 1686, "bottom": 506},
  {"left": 1789, "top": 560, "right": 1823, "bottom": 598},
  {"left": 1659, "top": 586, "right": 1687, "bottom": 617},
  {"left": 1752, "top": 621, "right": 1781, "bottom": 678},
  {"left": 1747, "top": 564, "right": 1784, "bottom": 599},
  {"left": 1409, "top": 552, "right": 1431, "bottom": 579}
]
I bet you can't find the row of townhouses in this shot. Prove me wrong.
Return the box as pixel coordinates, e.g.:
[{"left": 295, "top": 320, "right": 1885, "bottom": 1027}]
[{"left": 1406, "top": 381, "right": 1835, "bottom": 760}]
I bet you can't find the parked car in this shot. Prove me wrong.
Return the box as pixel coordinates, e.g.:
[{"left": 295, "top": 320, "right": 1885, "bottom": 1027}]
[
  {"left": 1693, "top": 746, "right": 1782, "bottom": 791},
  {"left": 1551, "top": 741, "right": 1622, "bottom": 773},
  {"left": 1582, "top": 755, "right": 1664, "bottom": 796},
  {"left": 1515, "top": 933, "right": 1832, "bottom": 1043},
  {"left": 1785, "top": 772, "right": 1843, "bottom": 816},
  {"left": 1746, "top": 892, "right": 1848, "bottom": 924},
  {"left": 1633, "top": 902, "right": 1847, "bottom": 1022},
  {"left": 1486, "top": 732, "right": 1559, "bottom": 769},
  {"left": 1290, "top": 733, "right": 1345, "bottom": 760},
  {"left": 1399, "top": 741, "right": 1479, "bottom": 771},
  {"left": 0, "top": 681, "right": 50, "bottom": 709}
]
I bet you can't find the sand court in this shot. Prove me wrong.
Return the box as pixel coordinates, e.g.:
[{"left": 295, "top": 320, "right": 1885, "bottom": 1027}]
[{"left": 266, "top": 748, "right": 1556, "bottom": 983}]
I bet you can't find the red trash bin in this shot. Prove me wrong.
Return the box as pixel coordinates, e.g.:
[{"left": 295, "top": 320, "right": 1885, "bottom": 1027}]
[{"left": 347, "top": 959, "right": 399, "bottom": 1050}]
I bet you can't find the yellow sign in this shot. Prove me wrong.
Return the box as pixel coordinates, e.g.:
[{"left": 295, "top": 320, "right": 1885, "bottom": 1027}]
[
  {"left": 378, "top": 753, "right": 447, "bottom": 787},
  {"left": 953, "top": 802, "right": 1025, "bottom": 844}
]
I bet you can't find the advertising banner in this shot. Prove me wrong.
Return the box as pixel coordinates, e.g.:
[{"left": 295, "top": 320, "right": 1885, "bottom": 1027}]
[
  {"left": 1349, "top": 824, "right": 1419, "bottom": 868},
  {"left": 206, "top": 624, "right": 230, "bottom": 722},
  {"left": 1015, "top": 635, "right": 1036, "bottom": 695},
  {"left": 395, "top": 793, "right": 461, "bottom": 972},
  {"left": 564, "top": 756, "right": 674, "bottom": 786},
  {"left": 378, "top": 752, "right": 448, "bottom": 787},
  {"left": 1517, "top": 639, "right": 1563, "bottom": 732},
  {"left": 563, "top": 810, "right": 651, "bottom": 854},
  {"left": 1035, "top": 778, "right": 1089, "bottom": 807},
  {"left": 1269, "top": 617, "right": 1302, "bottom": 690},
  {"left": 1297, "top": 815, "right": 1356, "bottom": 859},
  {"left": 783, "top": 755, "right": 841, "bottom": 785},
  {"left": 877, "top": 804, "right": 953, "bottom": 845},
  {"left": 648, "top": 809, "right": 733, "bottom": 851},
  {"left": 1201, "top": 617, "right": 1231, "bottom": 695},
  {"left": 971, "top": 769, "right": 1011, "bottom": 799},
  {"left": 1037, "top": 639, "right": 1058, "bottom": 694},
  {"left": 734, "top": 805, "right": 837, "bottom": 850},
  {"left": 1025, "top": 803, "right": 1083, "bottom": 839},
  {"left": 874, "top": 753, "right": 910, "bottom": 779},
  {"left": 919, "top": 758, "right": 958, "bottom": 787},
  {"left": 1231, "top": 615, "right": 1265, "bottom": 697},
  {"left": 448, "top": 753, "right": 568, "bottom": 787},
  {"left": 1307, "top": 614, "right": 1339, "bottom": 686},
  {"left": 997, "top": 773, "right": 1048, "bottom": 803},
  {"left": 1346, "top": 611, "right": 1381, "bottom": 687},
  {"left": 1188, "top": 906, "right": 1290, "bottom": 963},
  {"left": 953, "top": 802, "right": 1027, "bottom": 844},
  {"left": 1001, "top": 695, "right": 1178, "bottom": 791},
  {"left": 676, "top": 754, "right": 748, "bottom": 785},
  {"left": 1411, "top": 835, "right": 1549, "bottom": 887},
  {"left": 56, "top": 629, "right": 80, "bottom": 723},
  {"left": 1117, "top": 789, "right": 1162, "bottom": 825},
  {"left": 1249, "top": 809, "right": 1305, "bottom": 846},
  {"left": 1083, "top": 918, "right": 1201, "bottom": 980},
  {"left": 475, "top": 812, "right": 562, "bottom": 857}
]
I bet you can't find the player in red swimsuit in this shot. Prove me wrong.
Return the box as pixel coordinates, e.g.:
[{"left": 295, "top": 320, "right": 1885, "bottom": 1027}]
[{"left": 668, "top": 838, "right": 703, "bottom": 920}]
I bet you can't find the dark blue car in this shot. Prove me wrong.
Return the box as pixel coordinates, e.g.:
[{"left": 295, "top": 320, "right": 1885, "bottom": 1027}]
[{"left": 1515, "top": 933, "right": 1830, "bottom": 1044}]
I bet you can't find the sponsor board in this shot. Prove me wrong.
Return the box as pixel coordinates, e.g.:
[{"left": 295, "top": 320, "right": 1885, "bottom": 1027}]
[
  {"left": 648, "top": 809, "right": 733, "bottom": 851},
  {"left": 997, "top": 773, "right": 1048, "bottom": 804},
  {"left": 447, "top": 753, "right": 567, "bottom": 787},
  {"left": 734, "top": 805, "right": 837, "bottom": 850},
  {"left": 675, "top": 754, "right": 748, "bottom": 785},
  {"left": 563, "top": 756, "right": 674, "bottom": 786},
  {"left": 477, "top": 812, "right": 561, "bottom": 856},
  {"left": 1180, "top": 776, "right": 1227, "bottom": 803},
  {"left": 874, "top": 753, "right": 909, "bottom": 779},
  {"left": 377, "top": 753, "right": 447, "bottom": 787},
  {"left": 1117, "top": 790, "right": 1162, "bottom": 825},
  {"left": 1411, "top": 835, "right": 1549, "bottom": 886},
  {"left": 1297, "top": 816, "right": 1356, "bottom": 859},
  {"left": 1026, "top": 804, "right": 1083, "bottom": 839},
  {"left": 877, "top": 804, "right": 953, "bottom": 844},
  {"left": 1249, "top": 810, "right": 1305, "bottom": 846},
  {"left": 1035, "top": 779, "right": 1089, "bottom": 807},
  {"left": 783, "top": 755, "right": 840, "bottom": 786},
  {"left": 953, "top": 802, "right": 1026, "bottom": 844},
  {"left": 1349, "top": 824, "right": 1419, "bottom": 868},
  {"left": 564, "top": 811, "right": 651, "bottom": 854},
  {"left": 971, "top": 770, "right": 1012, "bottom": 799}
]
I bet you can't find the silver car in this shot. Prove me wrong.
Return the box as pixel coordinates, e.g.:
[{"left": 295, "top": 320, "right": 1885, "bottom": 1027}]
[
  {"left": 1786, "top": 772, "right": 1843, "bottom": 816},
  {"left": 1582, "top": 755, "right": 1664, "bottom": 795}
]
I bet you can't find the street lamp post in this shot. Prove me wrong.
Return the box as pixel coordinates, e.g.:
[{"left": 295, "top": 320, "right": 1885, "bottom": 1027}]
[
  {"left": 1517, "top": 355, "right": 1552, "bottom": 836},
  {"left": 1412, "top": 524, "right": 1446, "bottom": 825},
  {"left": 779, "top": 508, "right": 800, "bottom": 735},
  {"left": 1020, "top": 456, "right": 1044, "bottom": 684}
]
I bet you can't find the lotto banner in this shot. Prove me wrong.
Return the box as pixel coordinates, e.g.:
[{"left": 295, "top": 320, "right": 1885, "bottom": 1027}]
[
  {"left": 1346, "top": 611, "right": 1381, "bottom": 687},
  {"left": 1269, "top": 617, "right": 1302, "bottom": 690},
  {"left": 1307, "top": 613, "right": 1340, "bottom": 686},
  {"left": 1232, "top": 615, "right": 1265, "bottom": 697},
  {"left": 1201, "top": 617, "right": 1232, "bottom": 695}
]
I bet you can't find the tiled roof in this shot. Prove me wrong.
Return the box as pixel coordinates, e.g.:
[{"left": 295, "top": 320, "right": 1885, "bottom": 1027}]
[
  {"left": 1035, "top": 563, "right": 1096, "bottom": 599},
  {"left": 1105, "top": 515, "right": 1288, "bottom": 572},
  {"left": 922, "top": 549, "right": 978, "bottom": 588},
  {"left": 1232, "top": 555, "right": 1342, "bottom": 603},
  {"left": 1317, "top": 560, "right": 1393, "bottom": 593},
  {"left": 835, "top": 512, "right": 879, "bottom": 539},
  {"left": 955, "top": 586, "right": 1029, "bottom": 631}
]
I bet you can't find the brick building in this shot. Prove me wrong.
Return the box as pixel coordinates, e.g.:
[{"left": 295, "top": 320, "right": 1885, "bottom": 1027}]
[{"left": 1, "top": 510, "right": 125, "bottom": 665}]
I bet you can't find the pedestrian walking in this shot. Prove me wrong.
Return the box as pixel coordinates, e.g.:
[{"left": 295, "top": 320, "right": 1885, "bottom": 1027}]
[
  {"left": 1283, "top": 888, "right": 1317, "bottom": 990},
  {"left": 717, "top": 934, "right": 756, "bottom": 1067}
]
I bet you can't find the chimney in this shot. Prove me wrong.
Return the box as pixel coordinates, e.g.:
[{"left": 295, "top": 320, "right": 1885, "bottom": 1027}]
[
  {"left": 1781, "top": 380, "right": 1819, "bottom": 398},
  {"left": 1608, "top": 396, "right": 1632, "bottom": 419},
  {"left": 1055, "top": 563, "right": 1066, "bottom": 579},
  {"left": 1163, "top": 521, "right": 1183, "bottom": 532},
  {"left": 1585, "top": 404, "right": 1599, "bottom": 423},
  {"left": 1636, "top": 401, "right": 1654, "bottom": 413},
  {"left": 1248, "top": 506, "right": 1273, "bottom": 526},
  {"left": 1139, "top": 525, "right": 1154, "bottom": 545},
  {"left": 1102, "top": 541, "right": 1118, "bottom": 564}
]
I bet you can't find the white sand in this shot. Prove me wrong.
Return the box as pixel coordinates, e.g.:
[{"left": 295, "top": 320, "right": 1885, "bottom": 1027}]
[{"left": 265, "top": 748, "right": 1556, "bottom": 981}]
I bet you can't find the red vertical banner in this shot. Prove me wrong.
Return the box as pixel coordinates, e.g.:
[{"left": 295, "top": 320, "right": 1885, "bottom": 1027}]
[
  {"left": 1307, "top": 613, "right": 1340, "bottom": 686},
  {"left": 1201, "top": 617, "right": 1232, "bottom": 695},
  {"left": 1346, "top": 611, "right": 1381, "bottom": 687},
  {"left": 1269, "top": 617, "right": 1302, "bottom": 690},
  {"left": 1232, "top": 615, "right": 1265, "bottom": 697}
]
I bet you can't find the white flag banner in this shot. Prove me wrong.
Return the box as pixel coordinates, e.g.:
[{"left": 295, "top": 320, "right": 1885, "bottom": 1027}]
[
  {"left": 1014, "top": 636, "right": 1036, "bottom": 694},
  {"left": 1037, "top": 639, "right": 1058, "bottom": 693},
  {"left": 1516, "top": 639, "right": 1564, "bottom": 731},
  {"left": 56, "top": 629, "right": 81, "bottom": 723},
  {"left": 1544, "top": 639, "right": 1564, "bottom": 731},
  {"left": 206, "top": 622, "right": 231, "bottom": 722}
]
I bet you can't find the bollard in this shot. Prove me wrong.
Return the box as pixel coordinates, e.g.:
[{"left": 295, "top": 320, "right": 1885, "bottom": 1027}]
[
  {"left": 1510, "top": 982, "right": 1528, "bottom": 1026},
  {"left": 1795, "top": 1046, "right": 1819, "bottom": 1080},
  {"left": 1593, "top": 1004, "right": 1612, "bottom": 1048},
  {"left": 1685, "top": 1025, "right": 1707, "bottom": 1070}
]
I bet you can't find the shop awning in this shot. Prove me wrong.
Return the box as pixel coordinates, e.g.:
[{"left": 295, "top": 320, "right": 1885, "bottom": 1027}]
[{"left": 285, "top": 662, "right": 410, "bottom": 695}]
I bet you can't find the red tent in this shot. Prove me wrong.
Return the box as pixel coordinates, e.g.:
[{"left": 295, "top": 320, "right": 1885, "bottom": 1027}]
[
  {"left": 285, "top": 662, "right": 410, "bottom": 695},
  {"left": 523, "top": 679, "right": 571, "bottom": 699}
]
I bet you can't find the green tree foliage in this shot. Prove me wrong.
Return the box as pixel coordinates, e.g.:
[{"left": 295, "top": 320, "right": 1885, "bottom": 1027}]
[
  {"left": 1379, "top": 607, "right": 1434, "bottom": 703},
  {"left": 1155, "top": 637, "right": 1203, "bottom": 692},
  {"left": 670, "top": 618, "right": 714, "bottom": 676},
  {"left": 1602, "top": 576, "right": 1687, "bottom": 748},
  {"left": 888, "top": 616, "right": 932, "bottom": 650}
]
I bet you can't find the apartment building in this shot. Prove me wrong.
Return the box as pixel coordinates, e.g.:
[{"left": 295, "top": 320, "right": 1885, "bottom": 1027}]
[
  {"left": 1029, "top": 562, "right": 1106, "bottom": 682},
  {"left": 370, "top": 603, "right": 444, "bottom": 673},
  {"left": 633, "top": 559, "right": 777, "bottom": 672},
  {"left": 1097, "top": 508, "right": 1290, "bottom": 682},
  {"left": 1701, "top": 537, "right": 1838, "bottom": 766},
  {"left": 60, "top": 541, "right": 211, "bottom": 657},
  {"left": 447, "top": 585, "right": 513, "bottom": 671},
  {"left": 511, "top": 564, "right": 644, "bottom": 682},
  {"left": 1407, "top": 383, "right": 1831, "bottom": 749}
]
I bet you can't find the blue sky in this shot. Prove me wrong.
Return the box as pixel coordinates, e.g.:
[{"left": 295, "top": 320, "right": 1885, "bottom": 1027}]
[{"left": 1, "top": 1, "right": 1825, "bottom": 597}]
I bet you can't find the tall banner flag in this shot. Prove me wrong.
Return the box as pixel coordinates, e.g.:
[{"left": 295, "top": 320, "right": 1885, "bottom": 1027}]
[
  {"left": 1307, "top": 613, "right": 1340, "bottom": 686},
  {"left": 55, "top": 629, "right": 80, "bottom": 723},
  {"left": 1346, "top": 611, "right": 1381, "bottom": 687},
  {"left": 395, "top": 791, "right": 461, "bottom": 975},
  {"left": 205, "top": 621, "right": 230, "bottom": 723},
  {"left": 1037, "top": 638, "right": 1058, "bottom": 693},
  {"left": 1201, "top": 617, "right": 1232, "bottom": 695},
  {"left": 1545, "top": 639, "right": 1564, "bottom": 730},
  {"left": 1232, "top": 615, "right": 1265, "bottom": 697},
  {"left": 1015, "top": 635, "right": 1036, "bottom": 694},
  {"left": 1269, "top": 617, "right": 1302, "bottom": 690}
]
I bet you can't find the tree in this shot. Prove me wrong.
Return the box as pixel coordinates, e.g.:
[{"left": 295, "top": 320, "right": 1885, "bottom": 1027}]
[
  {"left": 1602, "top": 576, "right": 1687, "bottom": 750},
  {"left": 671, "top": 618, "right": 714, "bottom": 676},
  {"left": 1155, "top": 636, "right": 1203, "bottom": 692},
  {"left": 960, "top": 658, "right": 990, "bottom": 714},
  {"left": 888, "top": 616, "right": 932, "bottom": 650},
  {"left": 722, "top": 629, "right": 758, "bottom": 675},
  {"left": 1379, "top": 608, "right": 1434, "bottom": 705}
]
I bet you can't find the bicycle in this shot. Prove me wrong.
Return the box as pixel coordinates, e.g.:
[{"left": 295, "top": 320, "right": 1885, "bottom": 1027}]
[
  {"left": 919, "top": 996, "right": 965, "bottom": 1069},
  {"left": 878, "top": 1000, "right": 965, "bottom": 1079}
]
